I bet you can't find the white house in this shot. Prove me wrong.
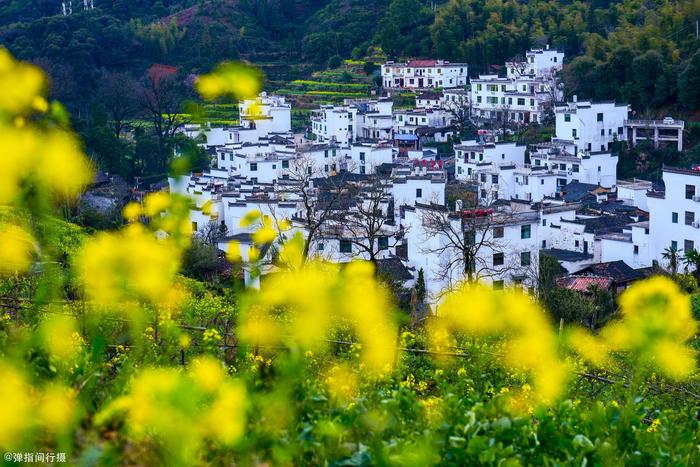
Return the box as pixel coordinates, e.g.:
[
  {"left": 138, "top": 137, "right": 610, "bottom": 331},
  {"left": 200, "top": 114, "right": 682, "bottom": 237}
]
[
  {"left": 239, "top": 92, "right": 292, "bottom": 135},
  {"left": 554, "top": 99, "right": 629, "bottom": 153},
  {"left": 506, "top": 46, "right": 564, "bottom": 79},
  {"left": 382, "top": 59, "right": 468, "bottom": 90},
  {"left": 647, "top": 166, "right": 700, "bottom": 271}
]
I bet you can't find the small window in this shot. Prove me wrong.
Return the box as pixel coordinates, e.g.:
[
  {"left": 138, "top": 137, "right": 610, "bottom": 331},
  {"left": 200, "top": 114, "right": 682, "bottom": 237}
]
[
  {"left": 672, "top": 212, "right": 678, "bottom": 223},
  {"left": 564, "top": 114, "right": 571, "bottom": 122},
  {"left": 541, "top": 240, "right": 546, "bottom": 248},
  {"left": 685, "top": 240, "right": 695, "bottom": 252},
  {"left": 600, "top": 129, "right": 605, "bottom": 136},
  {"left": 685, "top": 185, "right": 696, "bottom": 200},
  {"left": 318, "top": 242, "right": 324, "bottom": 251},
  {"left": 572, "top": 164, "right": 579, "bottom": 173},
  {"left": 491, "top": 175, "right": 498, "bottom": 184},
  {"left": 378, "top": 236, "right": 389, "bottom": 250},
  {"left": 282, "top": 160, "right": 289, "bottom": 169},
  {"left": 617, "top": 126, "right": 623, "bottom": 135},
  {"left": 671, "top": 240, "right": 678, "bottom": 250},
  {"left": 542, "top": 219, "right": 547, "bottom": 226},
  {"left": 521, "top": 224, "right": 531, "bottom": 239},
  {"left": 633, "top": 245, "right": 639, "bottom": 255},
  {"left": 339, "top": 240, "right": 352, "bottom": 253},
  {"left": 597, "top": 113, "right": 604, "bottom": 122},
  {"left": 575, "top": 240, "right": 580, "bottom": 248},
  {"left": 493, "top": 226, "right": 504, "bottom": 238},
  {"left": 572, "top": 129, "right": 577, "bottom": 138},
  {"left": 493, "top": 252, "right": 504, "bottom": 266},
  {"left": 540, "top": 179, "right": 544, "bottom": 185},
  {"left": 521, "top": 251, "right": 531, "bottom": 266},
  {"left": 359, "top": 152, "right": 365, "bottom": 161},
  {"left": 416, "top": 188, "right": 423, "bottom": 198},
  {"left": 250, "top": 163, "right": 258, "bottom": 171},
  {"left": 685, "top": 211, "right": 695, "bottom": 226}
]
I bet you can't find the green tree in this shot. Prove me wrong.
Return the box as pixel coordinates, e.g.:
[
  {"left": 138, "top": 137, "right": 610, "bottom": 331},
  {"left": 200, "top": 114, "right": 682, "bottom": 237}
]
[
  {"left": 415, "top": 268, "right": 426, "bottom": 303},
  {"left": 679, "top": 50, "right": 700, "bottom": 111}
]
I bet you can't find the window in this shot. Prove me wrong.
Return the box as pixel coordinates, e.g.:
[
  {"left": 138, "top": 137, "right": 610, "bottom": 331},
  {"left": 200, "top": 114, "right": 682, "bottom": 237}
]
[
  {"left": 564, "top": 113, "right": 571, "bottom": 122},
  {"left": 360, "top": 166, "right": 366, "bottom": 174},
  {"left": 572, "top": 164, "right": 579, "bottom": 173},
  {"left": 324, "top": 150, "right": 328, "bottom": 158},
  {"left": 542, "top": 219, "right": 547, "bottom": 226},
  {"left": 477, "top": 96, "right": 482, "bottom": 103},
  {"left": 600, "top": 129, "right": 605, "bottom": 136},
  {"left": 317, "top": 243, "right": 324, "bottom": 251},
  {"left": 633, "top": 245, "right": 639, "bottom": 255},
  {"left": 685, "top": 185, "right": 696, "bottom": 200},
  {"left": 192, "top": 221, "right": 198, "bottom": 232},
  {"left": 685, "top": 240, "right": 695, "bottom": 252},
  {"left": 575, "top": 240, "right": 580, "bottom": 248},
  {"left": 282, "top": 160, "right": 289, "bottom": 169},
  {"left": 491, "top": 175, "right": 498, "bottom": 184},
  {"left": 521, "top": 251, "right": 531, "bottom": 266},
  {"left": 572, "top": 129, "right": 577, "bottom": 138},
  {"left": 272, "top": 164, "right": 276, "bottom": 169},
  {"left": 540, "top": 179, "right": 544, "bottom": 185},
  {"left": 521, "top": 224, "right": 531, "bottom": 239},
  {"left": 416, "top": 188, "right": 423, "bottom": 198},
  {"left": 480, "top": 174, "right": 487, "bottom": 183},
  {"left": 359, "top": 152, "right": 365, "bottom": 162},
  {"left": 378, "top": 236, "right": 389, "bottom": 250},
  {"left": 597, "top": 113, "right": 604, "bottom": 122},
  {"left": 517, "top": 98, "right": 526, "bottom": 106},
  {"left": 685, "top": 211, "right": 695, "bottom": 226},
  {"left": 493, "top": 226, "right": 504, "bottom": 238},
  {"left": 672, "top": 212, "right": 678, "bottom": 223},
  {"left": 220, "top": 153, "right": 225, "bottom": 160},
  {"left": 324, "top": 165, "right": 329, "bottom": 172},
  {"left": 339, "top": 240, "right": 352, "bottom": 253},
  {"left": 250, "top": 163, "right": 258, "bottom": 171},
  {"left": 493, "top": 252, "right": 504, "bottom": 266},
  {"left": 493, "top": 280, "right": 504, "bottom": 290},
  {"left": 671, "top": 240, "right": 678, "bottom": 250},
  {"left": 618, "top": 127, "right": 623, "bottom": 134},
  {"left": 542, "top": 240, "right": 547, "bottom": 248}
]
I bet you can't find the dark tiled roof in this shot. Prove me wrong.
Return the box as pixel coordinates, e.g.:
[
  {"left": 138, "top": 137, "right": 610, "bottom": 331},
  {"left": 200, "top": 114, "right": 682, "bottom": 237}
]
[
  {"left": 560, "top": 182, "right": 599, "bottom": 202},
  {"left": 556, "top": 275, "right": 613, "bottom": 292},
  {"left": 569, "top": 213, "right": 634, "bottom": 234},
  {"left": 376, "top": 257, "right": 414, "bottom": 282},
  {"left": 578, "top": 261, "right": 646, "bottom": 283},
  {"left": 541, "top": 248, "right": 593, "bottom": 262}
]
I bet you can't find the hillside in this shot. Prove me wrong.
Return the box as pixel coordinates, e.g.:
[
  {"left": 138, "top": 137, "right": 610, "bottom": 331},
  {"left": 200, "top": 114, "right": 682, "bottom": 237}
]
[{"left": 1, "top": 0, "right": 698, "bottom": 117}]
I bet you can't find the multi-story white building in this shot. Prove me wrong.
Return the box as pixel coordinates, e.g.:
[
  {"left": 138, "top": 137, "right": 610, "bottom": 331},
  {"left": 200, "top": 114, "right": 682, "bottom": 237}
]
[
  {"left": 470, "top": 74, "right": 556, "bottom": 125},
  {"left": 382, "top": 59, "right": 468, "bottom": 90},
  {"left": 505, "top": 46, "right": 564, "bottom": 79},
  {"left": 310, "top": 99, "right": 394, "bottom": 145},
  {"left": 454, "top": 140, "right": 526, "bottom": 180},
  {"left": 554, "top": 99, "right": 629, "bottom": 153},
  {"left": 647, "top": 166, "right": 700, "bottom": 270},
  {"left": 239, "top": 92, "right": 292, "bottom": 135},
  {"left": 530, "top": 141, "right": 618, "bottom": 189}
]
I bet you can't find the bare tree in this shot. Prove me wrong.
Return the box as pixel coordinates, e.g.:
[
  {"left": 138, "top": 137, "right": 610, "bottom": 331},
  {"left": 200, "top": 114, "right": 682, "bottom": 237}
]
[
  {"left": 442, "top": 95, "right": 473, "bottom": 137},
  {"left": 97, "top": 71, "right": 140, "bottom": 139},
  {"left": 283, "top": 155, "right": 353, "bottom": 262},
  {"left": 419, "top": 203, "right": 516, "bottom": 292},
  {"left": 333, "top": 174, "right": 403, "bottom": 271},
  {"left": 140, "top": 70, "right": 188, "bottom": 170}
]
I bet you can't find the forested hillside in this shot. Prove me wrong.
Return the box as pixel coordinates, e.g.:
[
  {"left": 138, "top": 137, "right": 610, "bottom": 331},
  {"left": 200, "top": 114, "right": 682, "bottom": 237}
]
[{"left": 1, "top": 0, "right": 698, "bottom": 114}]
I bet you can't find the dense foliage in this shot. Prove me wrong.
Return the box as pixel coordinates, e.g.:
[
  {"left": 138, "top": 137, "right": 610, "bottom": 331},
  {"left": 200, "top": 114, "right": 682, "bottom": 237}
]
[{"left": 1, "top": 51, "right": 700, "bottom": 466}]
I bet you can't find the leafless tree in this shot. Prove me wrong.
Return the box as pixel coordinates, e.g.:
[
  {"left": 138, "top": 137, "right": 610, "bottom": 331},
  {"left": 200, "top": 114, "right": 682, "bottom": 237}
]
[
  {"left": 333, "top": 174, "right": 403, "bottom": 271},
  {"left": 442, "top": 95, "right": 473, "bottom": 136},
  {"left": 140, "top": 71, "right": 188, "bottom": 170},
  {"left": 283, "top": 155, "right": 354, "bottom": 262},
  {"left": 419, "top": 203, "right": 516, "bottom": 292},
  {"left": 97, "top": 71, "right": 140, "bottom": 139}
]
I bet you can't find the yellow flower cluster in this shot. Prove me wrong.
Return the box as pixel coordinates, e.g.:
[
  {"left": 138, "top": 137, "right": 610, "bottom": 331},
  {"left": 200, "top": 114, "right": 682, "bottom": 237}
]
[
  {"left": 239, "top": 238, "right": 398, "bottom": 372},
  {"left": 97, "top": 357, "right": 246, "bottom": 465},
  {"left": 571, "top": 276, "right": 697, "bottom": 380},
  {"left": 429, "top": 283, "right": 569, "bottom": 404},
  {"left": 0, "top": 364, "right": 77, "bottom": 449},
  {"left": 195, "top": 62, "right": 262, "bottom": 101}
]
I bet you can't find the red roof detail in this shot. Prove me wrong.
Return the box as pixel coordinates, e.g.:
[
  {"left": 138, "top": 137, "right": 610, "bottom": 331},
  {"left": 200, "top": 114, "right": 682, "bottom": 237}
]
[
  {"left": 407, "top": 60, "right": 439, "bottom": 68},
  {"left": 556, "top": 276, "right": 612, "bottom": 292},
  {"left": 148, "top": 64, "right": 178, "bottom": 84}
]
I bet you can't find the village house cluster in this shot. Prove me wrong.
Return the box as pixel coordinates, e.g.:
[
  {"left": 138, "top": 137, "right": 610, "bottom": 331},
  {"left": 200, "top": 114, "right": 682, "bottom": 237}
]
[{"left": 169, "top": 47, "right": 694, "bottom": 306}]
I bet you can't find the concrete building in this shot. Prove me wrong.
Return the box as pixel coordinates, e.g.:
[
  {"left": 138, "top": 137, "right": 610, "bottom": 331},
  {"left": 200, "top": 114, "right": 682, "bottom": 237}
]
[
  {"left": 625, "top": 117, "right": 684, "bottom": 152},
  {"left": 382, "top": 59, "right": 468, "bottom": 90},
  {"left": 554, "top": 99, "right": 629, "bottom": 153}
]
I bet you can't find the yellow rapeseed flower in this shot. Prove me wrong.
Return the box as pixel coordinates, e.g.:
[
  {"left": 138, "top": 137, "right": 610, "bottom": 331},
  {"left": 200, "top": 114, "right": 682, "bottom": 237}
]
[{"left": 0, "top": 223, "right": 35, "bottom": 275}]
